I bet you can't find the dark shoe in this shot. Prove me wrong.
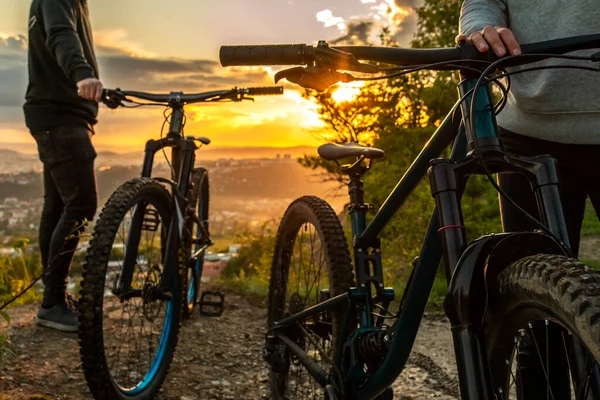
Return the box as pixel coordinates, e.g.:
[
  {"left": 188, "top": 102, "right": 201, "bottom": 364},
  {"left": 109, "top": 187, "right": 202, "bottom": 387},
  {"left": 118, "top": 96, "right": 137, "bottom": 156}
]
[{"left": 35, "top": 303, "right": 78, "bottom": 333}]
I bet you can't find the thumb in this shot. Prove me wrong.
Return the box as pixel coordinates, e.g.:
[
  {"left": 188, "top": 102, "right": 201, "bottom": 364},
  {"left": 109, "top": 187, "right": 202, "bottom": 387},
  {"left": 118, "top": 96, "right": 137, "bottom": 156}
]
[{"left": 455, "top": 33, "right": 470, "bottom": 44}]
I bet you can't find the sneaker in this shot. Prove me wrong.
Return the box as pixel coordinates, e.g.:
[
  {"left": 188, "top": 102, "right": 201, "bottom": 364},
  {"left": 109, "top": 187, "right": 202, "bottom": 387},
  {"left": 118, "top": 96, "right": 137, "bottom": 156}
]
[{"left": 35, "top": 303, "right": 78, "bottom": 333}]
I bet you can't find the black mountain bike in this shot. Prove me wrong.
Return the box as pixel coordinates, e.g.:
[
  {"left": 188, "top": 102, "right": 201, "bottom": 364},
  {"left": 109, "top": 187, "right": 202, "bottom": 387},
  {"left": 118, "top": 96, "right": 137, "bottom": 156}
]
[
  {"left": 219, "top": 34, "right": 600, "bottom": 399},
  {"left": 77, "top": 86, "right": 283, "bottom": 400}
]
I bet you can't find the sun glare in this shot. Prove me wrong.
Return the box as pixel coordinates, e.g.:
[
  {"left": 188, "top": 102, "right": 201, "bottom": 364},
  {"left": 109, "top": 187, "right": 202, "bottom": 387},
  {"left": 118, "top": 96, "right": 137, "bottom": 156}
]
[{"left": 330, "top": 80, "right": 367, "bottom": 104}]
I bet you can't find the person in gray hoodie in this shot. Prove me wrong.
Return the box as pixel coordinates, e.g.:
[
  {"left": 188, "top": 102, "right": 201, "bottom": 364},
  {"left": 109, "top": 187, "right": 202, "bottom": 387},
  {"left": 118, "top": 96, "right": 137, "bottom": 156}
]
[
  {"left": 458, "top": 0, "right": 600, "bottom": 257},
  {"left": 458, "top": 1, "right": 600, "bottom": 396}
]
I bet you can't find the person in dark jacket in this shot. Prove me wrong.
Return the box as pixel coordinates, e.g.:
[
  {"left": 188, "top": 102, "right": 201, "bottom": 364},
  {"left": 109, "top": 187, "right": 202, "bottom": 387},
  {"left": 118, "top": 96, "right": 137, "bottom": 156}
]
[{"left": 24, "top": 0, "right": 103, "bottom": 332}]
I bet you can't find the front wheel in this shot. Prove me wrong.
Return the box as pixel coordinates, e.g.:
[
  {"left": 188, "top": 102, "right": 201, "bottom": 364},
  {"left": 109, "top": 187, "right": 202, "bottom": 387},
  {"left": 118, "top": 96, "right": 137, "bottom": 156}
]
[
  {"left": 486, "top": 254, "right": 600, "bottom": 399},
  {"left": 267, "top": 196, "right": 354, "bottom": 399},
  {"left": 78, "top": 178, "right": 182, "bottom": 400}
]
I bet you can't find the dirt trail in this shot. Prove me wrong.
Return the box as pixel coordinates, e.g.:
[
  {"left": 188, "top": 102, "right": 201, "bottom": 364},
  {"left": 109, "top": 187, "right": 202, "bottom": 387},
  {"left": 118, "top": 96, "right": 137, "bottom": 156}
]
[{"left": 0, "top": 288, "right": 458, "bottom": 400}]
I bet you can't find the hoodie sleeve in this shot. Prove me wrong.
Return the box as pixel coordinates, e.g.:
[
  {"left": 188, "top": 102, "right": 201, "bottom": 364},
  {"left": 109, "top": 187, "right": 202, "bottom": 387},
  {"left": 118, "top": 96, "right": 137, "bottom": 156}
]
[
  {"left": 39, "top": 0, "right": 95, "bottom": 83},
  {"left": 459, "top": 0, "right": 509, "bottom": 36}
]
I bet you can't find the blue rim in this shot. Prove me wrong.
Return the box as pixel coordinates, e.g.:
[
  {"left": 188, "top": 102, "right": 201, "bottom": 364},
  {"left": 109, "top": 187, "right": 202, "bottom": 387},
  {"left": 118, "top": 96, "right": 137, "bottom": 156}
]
[
  {"left": 187, "top": 218, "right": 205, "bottom": 304},
  {"left": 187, "top": 221, "right": 204, "bottom": 305},
  {"left": 187, "top": 249, "right": 203, "bottom": 303},
  {"left": 122, "top": 295, "right": 173, "bottom": 395}
]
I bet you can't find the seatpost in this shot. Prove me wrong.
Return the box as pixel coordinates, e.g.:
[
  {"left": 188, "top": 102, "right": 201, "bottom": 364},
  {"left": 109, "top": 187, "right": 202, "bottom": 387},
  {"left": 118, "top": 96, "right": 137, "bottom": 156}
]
[{"left": 345, "top": 164, "right": 369, "bottom": 237}]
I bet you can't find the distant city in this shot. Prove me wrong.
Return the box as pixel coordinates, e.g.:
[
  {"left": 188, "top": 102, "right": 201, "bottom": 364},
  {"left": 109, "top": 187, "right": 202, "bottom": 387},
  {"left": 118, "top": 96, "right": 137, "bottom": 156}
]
[{"left": 0, "top": 149, "right": 346, "bottom": 279}]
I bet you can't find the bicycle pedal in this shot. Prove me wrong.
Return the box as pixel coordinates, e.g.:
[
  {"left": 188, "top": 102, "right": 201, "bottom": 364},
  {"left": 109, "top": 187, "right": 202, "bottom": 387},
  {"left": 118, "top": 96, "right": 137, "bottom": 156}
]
[{"left": 198, "top": 290, "right": 225, "bottom": 317}]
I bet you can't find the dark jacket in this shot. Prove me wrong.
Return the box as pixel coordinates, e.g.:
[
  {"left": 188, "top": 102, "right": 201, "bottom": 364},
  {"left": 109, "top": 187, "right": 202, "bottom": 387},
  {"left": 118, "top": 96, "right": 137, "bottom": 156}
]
[{"left": 24, "top": 0, "right": 100, "bottom": 132}]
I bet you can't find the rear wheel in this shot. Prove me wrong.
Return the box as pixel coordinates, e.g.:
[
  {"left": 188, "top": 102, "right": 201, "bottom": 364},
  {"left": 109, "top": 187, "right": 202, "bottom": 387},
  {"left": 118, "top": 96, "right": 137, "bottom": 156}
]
[
  {"left": 78, "top": 178, "right": 182, "bottom": 400},
  {"left": 486, "top": 254, "right": 600, "bottom": 399},
  {"left": 182, "top": 168, "right": 210, "bottom": 319},
  {"left": 267, "top": 196, "right": 354, "bottom": 399}
]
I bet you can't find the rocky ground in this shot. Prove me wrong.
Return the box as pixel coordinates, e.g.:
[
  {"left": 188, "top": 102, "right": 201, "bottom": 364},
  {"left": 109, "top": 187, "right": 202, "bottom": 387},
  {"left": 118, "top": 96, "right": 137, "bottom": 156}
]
[
  {"left": 4, "top": 233, "right": 600, "bottom": 400},
  {"left": 0, "top": 289, "right": 458, "bottom": 400}
]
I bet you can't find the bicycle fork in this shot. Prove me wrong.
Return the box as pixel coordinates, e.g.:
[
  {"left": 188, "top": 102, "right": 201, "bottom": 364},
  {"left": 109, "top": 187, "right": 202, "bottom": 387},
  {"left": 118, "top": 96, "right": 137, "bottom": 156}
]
[
  {"left": 118, "top": 119, "right": 198, "bottom": 301},
  {"left": 432, "top": 78, "right": 574, "bottom": 399}
]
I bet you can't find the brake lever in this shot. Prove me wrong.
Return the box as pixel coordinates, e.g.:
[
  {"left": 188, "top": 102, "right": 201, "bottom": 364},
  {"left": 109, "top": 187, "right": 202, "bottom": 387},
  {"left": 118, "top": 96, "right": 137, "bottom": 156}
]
[
  {"left": 102, "top": 88, "right": 126, "bottom": 109},
  {"left": 274, "top": 66, "right": 354, "bottom": 92},
  {"left": 315, "top": 41, "right": 379, "bottom": 73}
]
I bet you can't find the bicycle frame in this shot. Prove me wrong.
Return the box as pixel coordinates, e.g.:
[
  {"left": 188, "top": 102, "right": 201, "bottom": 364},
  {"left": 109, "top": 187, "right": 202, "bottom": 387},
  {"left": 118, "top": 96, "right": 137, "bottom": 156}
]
[
  {"left": 270, "top": 75, "right": 573, "bottom": 400},
  {"left": 112, "top": 85, "right": 279, "bottom": 301}
]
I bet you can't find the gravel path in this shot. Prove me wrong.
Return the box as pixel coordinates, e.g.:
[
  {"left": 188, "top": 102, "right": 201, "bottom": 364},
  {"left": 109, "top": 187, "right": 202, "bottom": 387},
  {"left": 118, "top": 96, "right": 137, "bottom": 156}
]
[{"left": 0, "top": 289, "right": 458, "bottom": 399}]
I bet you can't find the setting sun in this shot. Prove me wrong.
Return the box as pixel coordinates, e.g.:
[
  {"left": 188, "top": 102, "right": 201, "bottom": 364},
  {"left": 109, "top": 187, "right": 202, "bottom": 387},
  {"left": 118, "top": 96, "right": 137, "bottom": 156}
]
[{"left": 330, "top": 81, "right": 365, "bottom": 103}]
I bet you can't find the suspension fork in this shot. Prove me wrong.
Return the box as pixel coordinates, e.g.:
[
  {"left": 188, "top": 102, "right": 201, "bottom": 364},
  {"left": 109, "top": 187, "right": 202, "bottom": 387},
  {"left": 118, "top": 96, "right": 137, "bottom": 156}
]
[
  {"left": 158, "top": 136, "right": 196, "bottom": 293},
  {"left": 120, "top": 105, "right": 198, "bottom": 296}
]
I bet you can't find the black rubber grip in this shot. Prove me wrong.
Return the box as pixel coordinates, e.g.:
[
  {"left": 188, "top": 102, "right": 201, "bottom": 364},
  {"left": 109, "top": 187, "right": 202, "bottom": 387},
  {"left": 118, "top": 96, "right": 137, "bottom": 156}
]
[
  {"left": 219, "top": 44, "right": 312, "bottom": 66},
  {"left": 521, "top": 33, "right": 600, "bottom": 56},
  {"left": 245, "top": 86, "right": 284, "bottom": 95}
]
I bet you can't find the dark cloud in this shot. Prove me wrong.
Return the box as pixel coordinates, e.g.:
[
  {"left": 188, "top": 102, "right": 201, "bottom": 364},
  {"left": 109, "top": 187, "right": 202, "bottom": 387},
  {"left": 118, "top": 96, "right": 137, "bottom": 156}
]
[
  {"left": 329, "top": 21, "right": 374, "bottom": 45},
  {"left": 0, "top": 65, "right": 27, "bottom": 107},
  {"left": 392, "top": 11, "right": 419, "bottom": 46},
  {"left": 99, "top": 54, "right": 217, "bottom": 75},
  {"left": 0, "top": 38, "right": 273, "bottom": 114},
  {"left": 394, "top": 0, "right": 424, "bottom": 9},
  {"left": 0, "top": 35, "right": 28, "bottom": 55},
  {"left": 98, "top": 57, "right": 271, "bottom": 92}
]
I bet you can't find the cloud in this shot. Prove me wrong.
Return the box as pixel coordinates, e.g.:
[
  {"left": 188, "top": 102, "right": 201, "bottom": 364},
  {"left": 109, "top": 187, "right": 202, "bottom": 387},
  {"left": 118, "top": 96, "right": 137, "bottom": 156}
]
[
  {"left": 0, "top": 34, "right": 27, "bottom": 54},
  {"left": 0, "top": 30, "right": 276, "bottom": 114},
  {"left": 316, "top": 9, "right": 347, "bottom": 33},
  {"left": 326, "top": 0, "right": 423, "bottom": 46},
  {"left": 394, "top": 0, "right": 423, "bottom": 8},
  {"left": 93, "top": 29, "right": 156, "bottom": 58},
  {"left": 330, "top": 21, "right": 373, "bottom": 45},
  {"left": 391, "top": 10, "right": 419, "bottom": 45}
]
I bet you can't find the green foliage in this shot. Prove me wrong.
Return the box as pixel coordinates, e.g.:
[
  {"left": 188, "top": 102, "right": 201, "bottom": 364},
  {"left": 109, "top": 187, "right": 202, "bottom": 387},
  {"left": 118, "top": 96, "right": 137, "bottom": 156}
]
[
  {"left": 221, "top": 221, "right": 276, "bottom": 286},
  {"left": 580, "top": 258, "right": 600, "bottom": 270},
  {"left": 0, "top": 239, "right": 42, "bottom": 307},
  {"left": 0, "top": 307, "right": 10, "bottom": 361},
  {"left": 581, "top": 199, "right": 600, "bottom": 236},
  {"left": 411, "top": 0, "right": 462, "bottom": 48}
]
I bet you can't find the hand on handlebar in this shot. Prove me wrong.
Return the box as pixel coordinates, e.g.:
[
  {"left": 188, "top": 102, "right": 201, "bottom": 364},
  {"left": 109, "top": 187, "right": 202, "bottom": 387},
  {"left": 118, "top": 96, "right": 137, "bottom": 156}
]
[
  {"left": 274, "top": 66, "right": 354, "bottom": 92},
  {"left": 456, "top": 26, "right": 521, "bottom": 57},
  {"left": 77, "top": 78, "right": 104, "bottom": 102}
]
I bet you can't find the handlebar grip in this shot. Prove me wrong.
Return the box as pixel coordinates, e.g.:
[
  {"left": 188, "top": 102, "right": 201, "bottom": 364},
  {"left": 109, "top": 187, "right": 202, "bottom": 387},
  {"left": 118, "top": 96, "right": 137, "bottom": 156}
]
[
  {"left": 219, "top": 44, "right": 313, "bottom": 66},
  {"left": 245, "top": 86, "right": 284, "bottom": 95}
]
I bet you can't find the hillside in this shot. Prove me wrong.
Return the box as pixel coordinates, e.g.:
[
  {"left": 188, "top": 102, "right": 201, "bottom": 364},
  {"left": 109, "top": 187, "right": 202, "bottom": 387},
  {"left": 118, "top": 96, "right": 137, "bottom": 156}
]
[{"left": 0, "top": 145, "right": 319, "bottom": 173}]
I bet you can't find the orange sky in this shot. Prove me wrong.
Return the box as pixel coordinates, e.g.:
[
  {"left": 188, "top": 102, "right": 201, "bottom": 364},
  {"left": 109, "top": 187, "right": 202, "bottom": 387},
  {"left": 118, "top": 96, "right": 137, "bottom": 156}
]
[{"left": 0, "top": 0, "right": 418, "bottom": 154}]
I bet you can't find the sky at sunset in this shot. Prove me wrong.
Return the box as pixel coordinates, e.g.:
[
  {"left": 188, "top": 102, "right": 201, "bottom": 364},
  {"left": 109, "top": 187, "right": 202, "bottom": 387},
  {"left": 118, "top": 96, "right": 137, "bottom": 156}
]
[{"left": 0, "top": 0, "right": 422, "bottom": 154}]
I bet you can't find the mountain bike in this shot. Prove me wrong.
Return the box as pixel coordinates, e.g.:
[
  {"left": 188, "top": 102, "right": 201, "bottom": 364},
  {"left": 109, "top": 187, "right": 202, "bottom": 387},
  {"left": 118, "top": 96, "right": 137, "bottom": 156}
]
[
  {"left": 219, "top": 34, "right": 600, "bottom": 399},
  {"left": 77, "top": 85, "right": 283, "bottom": 400}
]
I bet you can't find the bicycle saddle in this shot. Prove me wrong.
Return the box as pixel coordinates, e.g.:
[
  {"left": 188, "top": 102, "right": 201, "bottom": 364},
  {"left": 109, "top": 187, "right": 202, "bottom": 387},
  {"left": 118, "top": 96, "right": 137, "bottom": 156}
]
[{"left": 318, "top": 142, "right": 385, "bottom": 161}]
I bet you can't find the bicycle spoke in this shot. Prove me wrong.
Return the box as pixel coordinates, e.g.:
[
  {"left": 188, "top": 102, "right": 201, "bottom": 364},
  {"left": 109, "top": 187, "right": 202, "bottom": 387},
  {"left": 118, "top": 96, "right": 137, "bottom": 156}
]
[
  {"left": 526, "top": 322, "right": 555, "bottom": 400},
  {"left": 99, "top": 199, "right": 171, "bottom": 390}
]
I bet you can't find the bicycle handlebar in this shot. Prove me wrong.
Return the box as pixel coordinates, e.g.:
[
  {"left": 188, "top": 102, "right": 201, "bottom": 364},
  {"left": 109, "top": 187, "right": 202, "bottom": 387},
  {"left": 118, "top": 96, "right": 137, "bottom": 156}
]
[
  {"left": 243, "top": 86, "right": 284, "bottom": 95},
  {"left": 101, "top": 86, "right": 284, "bottom": 108},
  {"left": 219, "top": 33, "right": 600, "bottom": 70},
  {"left": 220, "top": 44, "right": 314, "bottom": 67}
]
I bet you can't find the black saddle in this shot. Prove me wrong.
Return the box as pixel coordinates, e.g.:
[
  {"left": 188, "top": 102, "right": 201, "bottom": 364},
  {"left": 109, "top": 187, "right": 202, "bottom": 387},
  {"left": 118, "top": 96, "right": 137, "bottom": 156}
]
[{"left": 318, "top": 142, "right": 385, "bottom": 161}]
